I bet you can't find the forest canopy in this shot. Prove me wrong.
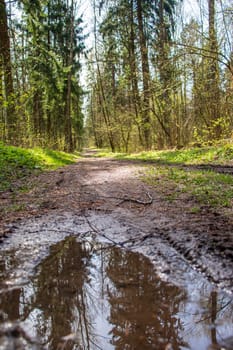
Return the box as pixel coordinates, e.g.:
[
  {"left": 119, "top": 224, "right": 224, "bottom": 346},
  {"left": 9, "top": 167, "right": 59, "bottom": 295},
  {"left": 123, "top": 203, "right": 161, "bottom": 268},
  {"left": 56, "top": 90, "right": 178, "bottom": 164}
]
[
  {"left": 0, "top": 0, "right": 233, "bottom": 152},
  {"left": 0, "top": 0, "right": 86, "bottom": 152}
]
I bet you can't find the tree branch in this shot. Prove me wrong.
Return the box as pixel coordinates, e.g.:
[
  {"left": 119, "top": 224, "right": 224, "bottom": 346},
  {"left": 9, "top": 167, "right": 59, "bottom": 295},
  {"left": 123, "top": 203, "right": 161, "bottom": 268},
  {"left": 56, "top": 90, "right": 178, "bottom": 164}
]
[{"left": 173, "top": 42, "right": 233, "bottom": 75}]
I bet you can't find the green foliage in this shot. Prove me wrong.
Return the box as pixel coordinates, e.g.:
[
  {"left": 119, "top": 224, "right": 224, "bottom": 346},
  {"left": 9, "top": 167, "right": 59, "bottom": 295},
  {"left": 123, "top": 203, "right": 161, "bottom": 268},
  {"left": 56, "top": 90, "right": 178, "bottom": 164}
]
[
  {"left": 193, "top": 116, "right": 231, "bottom": 144},
  {"left": 1, "top": 0, "right": 86, "bottom": 151},
  {"left": 0, "top": 143, "right": 79, "bottom": 191}
]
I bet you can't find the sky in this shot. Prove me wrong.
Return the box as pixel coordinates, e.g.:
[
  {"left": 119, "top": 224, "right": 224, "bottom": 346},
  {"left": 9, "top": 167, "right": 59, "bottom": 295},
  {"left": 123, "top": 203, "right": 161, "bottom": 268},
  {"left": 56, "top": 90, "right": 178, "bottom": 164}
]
[
  {"left": 79, "top": 0, "right": 202, "bottom": 50},
  {"left": 183, "top": 0, "right": 200, "bottom": 17}
]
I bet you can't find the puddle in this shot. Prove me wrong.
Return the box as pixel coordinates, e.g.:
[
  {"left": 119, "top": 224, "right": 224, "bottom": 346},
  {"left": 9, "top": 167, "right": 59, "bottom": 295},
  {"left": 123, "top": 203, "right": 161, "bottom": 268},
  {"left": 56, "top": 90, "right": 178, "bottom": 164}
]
[{"left": 0, "top": 236, "right": 233, "bottom": 350}]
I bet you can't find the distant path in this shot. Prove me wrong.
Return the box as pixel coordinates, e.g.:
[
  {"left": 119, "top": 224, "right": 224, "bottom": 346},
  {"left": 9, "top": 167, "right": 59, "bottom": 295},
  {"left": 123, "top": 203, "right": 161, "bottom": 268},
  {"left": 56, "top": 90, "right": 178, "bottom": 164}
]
[{"left": 0, "top": 153, "right": 233, "bottom": 293}]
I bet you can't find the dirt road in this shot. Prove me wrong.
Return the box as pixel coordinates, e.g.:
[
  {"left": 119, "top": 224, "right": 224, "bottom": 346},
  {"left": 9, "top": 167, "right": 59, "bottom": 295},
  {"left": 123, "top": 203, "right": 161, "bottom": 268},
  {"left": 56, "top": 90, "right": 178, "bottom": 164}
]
[{"left": 0, "top": 154, "right": 233, "bottom": 294}]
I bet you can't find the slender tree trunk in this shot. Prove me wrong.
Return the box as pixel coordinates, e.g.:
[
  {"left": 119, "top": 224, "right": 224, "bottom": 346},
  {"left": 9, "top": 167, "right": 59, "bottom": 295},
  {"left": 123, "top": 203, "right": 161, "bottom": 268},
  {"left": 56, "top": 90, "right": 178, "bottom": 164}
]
[
  {"left": 136, "top": 0, "right": 151, "bottom": 149},
  {"left": 33, "top": 90, "right": 43, "bottom": 141},
  {"left": 129, "top": 0, "right": 143, "bottom": 147},
  {"left": 90, "top": 91, "right": 100, "bottom": 148},
  {"left": 207, "top": 0, "right": 221, "bottom": 139},
  {"left": 0, "top": 0, "right": 15, "bottom": 143},
  {"left": 157, "top": 0, "right": 172, "bottom": 148},
  {"left": 64, "top": 0, "right": 74, "bottom": 152},
  {"left": 0, "top": 58, "right": 6, "bottom": 141},
  {"left": 0, "top": 59, "right": 3, "bottom": 102},
  {"left": 96, "top": 73, "right": 115, "bottom": 151},
  {"left": 64, "top": 72, "right": 73, "bottom": 151},
  {"left": 0, "top": 0, "right": 13, "bottom": 98},
  {"left": 93, "top": 0, "right": 115, "bottom": 152},
  {"left": 46, "top": 0, "right": 52, "bottom": 144}
]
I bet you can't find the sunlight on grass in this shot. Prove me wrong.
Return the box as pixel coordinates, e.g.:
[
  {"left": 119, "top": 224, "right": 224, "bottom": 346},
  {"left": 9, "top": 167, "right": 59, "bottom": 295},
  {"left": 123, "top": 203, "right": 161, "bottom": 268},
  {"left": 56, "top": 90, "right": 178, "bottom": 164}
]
[
  {"left": 28, "top": 148, "right": 79, "bottom": 168},
  {"left": 0, "top": 143, "right": 79, "bottom": 191},
  {"left": 96, "top": 143, "right": 233, "bottom": 165}
]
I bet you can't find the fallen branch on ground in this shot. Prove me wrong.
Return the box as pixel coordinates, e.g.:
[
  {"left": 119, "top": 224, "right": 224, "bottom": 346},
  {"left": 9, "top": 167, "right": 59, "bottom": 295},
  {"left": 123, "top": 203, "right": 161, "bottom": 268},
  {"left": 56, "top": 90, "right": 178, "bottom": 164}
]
[
  {"left": 116, "top": 191, "right": 153, "bottom": 206},
  {"left": 84, "top": 214, "right": 124, "bottom": 247}
]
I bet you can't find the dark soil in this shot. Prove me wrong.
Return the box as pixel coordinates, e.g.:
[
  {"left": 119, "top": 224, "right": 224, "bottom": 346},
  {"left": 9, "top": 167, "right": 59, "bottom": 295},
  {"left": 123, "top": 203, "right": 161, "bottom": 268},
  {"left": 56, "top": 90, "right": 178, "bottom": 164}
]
[{"left": 0, "top": 152, "right": 233, "bottom": 294}]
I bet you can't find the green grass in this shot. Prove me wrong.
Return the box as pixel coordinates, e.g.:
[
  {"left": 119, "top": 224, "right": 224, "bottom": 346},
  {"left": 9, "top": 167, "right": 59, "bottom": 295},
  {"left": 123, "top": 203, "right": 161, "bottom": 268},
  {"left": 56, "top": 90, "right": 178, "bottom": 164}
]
[
  {"left": 143, "top": 166, "right": 233, "bottom": 208},
  {"left": 0, "top": 143, "right": 79, "bottom": 191},
  {"left": 95, "top": 143, "right": 233, "bottom": 165}
]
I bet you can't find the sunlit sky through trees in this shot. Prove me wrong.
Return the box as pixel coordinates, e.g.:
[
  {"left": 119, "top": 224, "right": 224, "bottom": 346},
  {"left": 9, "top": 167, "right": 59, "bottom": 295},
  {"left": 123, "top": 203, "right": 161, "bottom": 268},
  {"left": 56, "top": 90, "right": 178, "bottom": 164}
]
[
  {"left": 11, "top": 0, "right": 202, "bottom": 88},
  {"left": 79, "top": 0, "right": 200, "bottom": 49},
  {"left": 79, "top": 0, "right": 201, "bottom": 86}
]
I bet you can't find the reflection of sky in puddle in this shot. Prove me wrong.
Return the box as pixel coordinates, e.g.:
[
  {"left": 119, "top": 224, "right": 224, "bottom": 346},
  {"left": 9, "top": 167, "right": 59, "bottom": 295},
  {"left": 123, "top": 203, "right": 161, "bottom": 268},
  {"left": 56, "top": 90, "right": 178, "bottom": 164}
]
[{"left": 0, "top": 236, "right": 233, "bottom": 350}]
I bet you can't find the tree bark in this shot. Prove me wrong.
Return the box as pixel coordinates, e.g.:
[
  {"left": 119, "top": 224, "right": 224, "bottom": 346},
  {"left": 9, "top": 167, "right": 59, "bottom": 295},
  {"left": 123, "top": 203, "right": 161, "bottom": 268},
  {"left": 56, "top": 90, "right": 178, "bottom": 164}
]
[
  {"left": 0, "top": 0, "right": 15, "bottom": 142},
  {"left": 129, "top": 0, "right": 143, "bottom": 146},
  {"left": 207, "top": 0, "right": 221, "bottom": 139},
  {"left": 93, "top": 0, "right": 115, "bottom": 152},
  {"left": 64, "top": 0, "right": 74, "bottom": 152},
  {"left": 136, "top": 0, "right": 151, "bottom": 149},
  {"left": 157, "top": 0, "right": 172, "bottom": 148}
]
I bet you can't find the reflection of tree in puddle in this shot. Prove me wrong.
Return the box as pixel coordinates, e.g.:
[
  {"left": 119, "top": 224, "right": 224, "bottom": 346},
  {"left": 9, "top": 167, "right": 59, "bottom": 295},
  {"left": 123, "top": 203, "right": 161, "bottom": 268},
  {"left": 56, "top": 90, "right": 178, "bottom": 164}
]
[
  {"left": 105, "top": 248, "right": 187, "bottom": 350},
  {"left": 0, "top": 237, "right": 233, "bottom": 350},
  {"left": 0, "top": 237, "right": 96, "bottom": 349},
  {"left": 30, "top": 237, "right": 96, "bottom": 349},
  {"left": 179, "top": 286, "right": 233, "bottom": 350}
]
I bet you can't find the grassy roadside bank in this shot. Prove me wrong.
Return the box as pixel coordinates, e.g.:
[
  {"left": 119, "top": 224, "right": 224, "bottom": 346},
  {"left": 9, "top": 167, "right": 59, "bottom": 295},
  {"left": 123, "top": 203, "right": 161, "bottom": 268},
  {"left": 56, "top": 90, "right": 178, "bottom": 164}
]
[
  {"left": 95, "top": 143, "right": 233, "bottom": 165},
  {"left": 95, "top": 144, "right": 233, "bottom": 211},
  {"left": 0, "top": 143, "right": 79, "bottom": 192}
]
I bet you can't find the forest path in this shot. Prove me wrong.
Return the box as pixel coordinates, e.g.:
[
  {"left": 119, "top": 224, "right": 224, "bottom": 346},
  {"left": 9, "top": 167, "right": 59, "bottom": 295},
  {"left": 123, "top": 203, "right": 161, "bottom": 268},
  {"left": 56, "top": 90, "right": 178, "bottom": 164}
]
[{"left": 0, "top": 153, "right": 233, "bottom": 293}]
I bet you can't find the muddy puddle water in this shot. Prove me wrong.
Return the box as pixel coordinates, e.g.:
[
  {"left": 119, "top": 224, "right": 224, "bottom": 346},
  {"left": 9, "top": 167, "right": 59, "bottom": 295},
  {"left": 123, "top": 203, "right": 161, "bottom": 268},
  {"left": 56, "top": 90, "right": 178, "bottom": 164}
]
[{"left": 0, "top": 236, "right": 233, "bottom": 350}]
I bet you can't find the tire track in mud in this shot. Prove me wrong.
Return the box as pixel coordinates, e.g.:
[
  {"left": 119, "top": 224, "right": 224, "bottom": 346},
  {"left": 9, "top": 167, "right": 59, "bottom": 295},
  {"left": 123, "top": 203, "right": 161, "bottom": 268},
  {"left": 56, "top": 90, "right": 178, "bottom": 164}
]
[
  {"left": 158, "top": 230, "right": 233, "bottom": 290},
  {"left": 81, "top": 208, "right": 233, "bottom": 294},
  {"left": 124, "top": 222, "right": 233, "bottom": 293}
]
